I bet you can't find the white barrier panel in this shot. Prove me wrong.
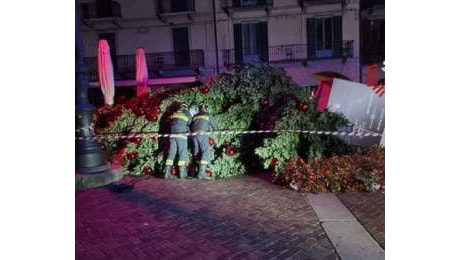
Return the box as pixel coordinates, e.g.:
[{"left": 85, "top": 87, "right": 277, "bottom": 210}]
[{"left": 327, "top": 79, "right": 385, "bottom": 146}]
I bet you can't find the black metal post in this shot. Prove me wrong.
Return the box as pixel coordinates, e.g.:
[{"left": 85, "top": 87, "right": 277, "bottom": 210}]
[
  {"left": 212, "top": 0, "right": 220, "bottom": 74},
  {"left": 75, "top": 0, "right": 109, "bottom": 174}
]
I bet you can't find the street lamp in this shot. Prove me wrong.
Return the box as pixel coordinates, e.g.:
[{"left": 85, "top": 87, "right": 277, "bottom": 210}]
[{"left": 75, "top": 0, "right": 109, "bottom": 174}]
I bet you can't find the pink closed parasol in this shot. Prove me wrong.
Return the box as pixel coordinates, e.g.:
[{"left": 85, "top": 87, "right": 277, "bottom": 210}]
[
  {"left": 98, "top": 39, "right": 115, "bottom": 105},
  {"left": 135, "top": 48, "right": 149, "bottom": 97}
]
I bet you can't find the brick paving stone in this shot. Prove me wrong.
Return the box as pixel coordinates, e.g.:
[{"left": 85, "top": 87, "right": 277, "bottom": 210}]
[
  {"left": 337, "top": 192, "right": 385, "bottom": 249},
  {"left": 76, "top": 175, "right": 338, "bottom": 259}
]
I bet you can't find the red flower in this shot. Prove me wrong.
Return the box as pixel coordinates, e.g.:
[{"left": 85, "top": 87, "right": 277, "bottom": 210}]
[
  {"left": 112, "top": 148, "right": 125, "bottom": 165},
  {"left": 127, "top": 152, "right": 137, "bottom": 161},
  {"left": 147, "top": 114, "right": 158, "bottom": 122},
  {"left": 138, "top": 109, "right": 145, "bottom": 116},
  {"left": 199, "top": 86, "right": 210, "bottom": 94}
]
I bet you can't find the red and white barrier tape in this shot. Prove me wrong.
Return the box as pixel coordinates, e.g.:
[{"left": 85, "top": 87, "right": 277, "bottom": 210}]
[{"left": 75, "top": 129, "right": 382, "bottom": 141}]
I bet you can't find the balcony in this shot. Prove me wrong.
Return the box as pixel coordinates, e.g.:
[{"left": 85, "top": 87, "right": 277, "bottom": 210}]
[
  {"left": 222, "top": 0, "right": 273, "bottom": 16},
  {"left": 80, "top": 1, "right": 122, "bottom": 29},
  {"left": 156, "top": 0, "right": 195, "bottom": 23},
  {"left": 223, "top": 41, "right": 354, "bottom": 66},
  {"left": 84, "top": 50, "right": 205, "bottom": 81},
  {"left": 297, "top": 0, "right": 342, "bottom": 8}
]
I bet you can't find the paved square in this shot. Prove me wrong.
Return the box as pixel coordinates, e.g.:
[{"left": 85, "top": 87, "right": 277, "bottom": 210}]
[
  {"left": 76, "top": 175, "right": 338, "bottom": 259},
  {"left": 337, "top": 192, "right": 385, "bottom": 249}
]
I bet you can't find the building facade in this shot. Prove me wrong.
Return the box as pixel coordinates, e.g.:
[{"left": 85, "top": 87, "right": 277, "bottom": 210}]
[{"left": 80, "top": 0, "right": 381, "bottom": 89}]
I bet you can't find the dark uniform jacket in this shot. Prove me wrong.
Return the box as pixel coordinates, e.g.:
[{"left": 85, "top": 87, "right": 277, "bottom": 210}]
[
  {"left": 170, "top": 109, "right": 192, "bottom": 134},
  {"left": 191, "top": 111, "right": 216, "bottom": 132}
]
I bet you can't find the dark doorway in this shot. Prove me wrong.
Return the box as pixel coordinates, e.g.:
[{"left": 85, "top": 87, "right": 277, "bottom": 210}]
[{"left": 172, "top": 27, "right": 190, "bottom": 66}]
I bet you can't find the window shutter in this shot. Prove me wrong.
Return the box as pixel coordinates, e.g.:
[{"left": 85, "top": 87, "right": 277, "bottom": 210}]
[
  {"left": 257, "top": 0, "right": 266, "bottom": 5},
  {"left": 332, "top": 16, "right": 343, "bottom": 57},
  {"left": 233, "top": 24, "right": 243, "bottom": 64},
  {"left": 306, "top": 18, "right": 316, "bottom": 59},
  {"left": 257, "top": 22, "right": 269, "bottom": 62}
]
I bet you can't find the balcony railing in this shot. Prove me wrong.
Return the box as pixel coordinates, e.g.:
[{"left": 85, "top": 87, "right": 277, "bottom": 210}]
[
  {"left": 298, "top": 0, "right": 342, "bottom": 8},
  {"left": 84, "top": 50, "right": 204, "bottom": 81},
  {"left": 156, "top": 0, "right": 195, "bottom": 14},
  {"left": 223, "top": 41, "right": 354, "bottom": 66},
  {"left": 80, "top": 1, "right": 121, "bottom": 20},
  {"left": 222, "top": 0, "right": 273, "bottom": 15}
]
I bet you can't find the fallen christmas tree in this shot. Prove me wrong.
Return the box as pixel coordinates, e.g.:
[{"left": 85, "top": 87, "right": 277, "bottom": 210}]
[{"left": 93, "top": 63, "right": 384, "bottom": 192}]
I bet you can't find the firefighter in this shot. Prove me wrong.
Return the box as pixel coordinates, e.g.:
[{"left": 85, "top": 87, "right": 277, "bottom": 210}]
[
  {"left": 191, "top": 103, "right": 216, "bottom": 180},
  {"left": 165, "top": 103, "right": 192, "bottom": 180}
]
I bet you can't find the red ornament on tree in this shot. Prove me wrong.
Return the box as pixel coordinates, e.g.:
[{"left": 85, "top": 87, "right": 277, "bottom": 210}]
[
  {"left": 270, "top": 158, "right": 279, "bottom": 167},
  {"left": 130, "top": 137, "right": 141, "bottom": 144},
  {"left": 171, "top": 167, "right": 178, "bottom": 176},
  {"left": 297, "top": 102, "right": 308, "bottom": 111},
  {"left": 226, "top": 148, "right": 235, "bottom": 156},
  {"left": 209, "top": 138, "right": 215, "bottom": 146},
  {"left": 259, "top": 98, "right": 269, "bottom": 106},
  {"left": 143, "top": 166, "right": 153, "bottom": 175}
]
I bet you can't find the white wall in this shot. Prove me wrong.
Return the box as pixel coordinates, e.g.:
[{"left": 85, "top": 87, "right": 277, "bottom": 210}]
[{"left": 268, "top": 14, "right": 303, "bottom": 46}]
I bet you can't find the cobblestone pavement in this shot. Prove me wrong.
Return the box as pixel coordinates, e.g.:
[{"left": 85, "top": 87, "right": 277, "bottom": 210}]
[
  {"left": 337, "top": 192, "right": 385, "bottom": 249},
  {"left": 76, "top": 175, "right": 338, "bottom": 260}
]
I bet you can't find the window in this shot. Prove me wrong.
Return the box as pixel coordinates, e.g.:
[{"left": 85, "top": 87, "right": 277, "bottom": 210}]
[
  {"left": 171, "top": 0, "right": 187, "bottom": 12},
  {"left": 234, "top": 22, "right": 268, "bottom": 64},
  {"left": 242, "top": 23, "right": 259, "bottom": 61},
  {"left": 307, "top": 16, "right": 342, "bottom": 59},
  {"left": 315, "top": 17, "right": 333, "bottom": 56},
  {"left": 240, "top": 0, "right": 257, "bottom": 6},
  {"left": 158, "top": 0, "right": 193, "bottom": 13}
]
